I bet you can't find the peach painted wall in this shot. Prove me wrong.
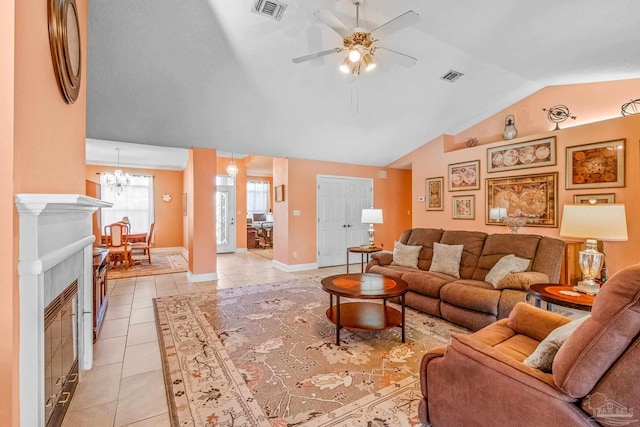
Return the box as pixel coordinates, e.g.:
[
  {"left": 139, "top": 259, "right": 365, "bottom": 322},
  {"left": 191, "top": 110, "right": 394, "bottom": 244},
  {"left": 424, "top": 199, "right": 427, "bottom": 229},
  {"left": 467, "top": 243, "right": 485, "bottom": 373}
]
[
  {"left": 408, "top": 114, "right": 640, "bottom": 276},
  {"left": 85, "top": 165, "right": 184, "bottom": 247},
  {"left": 189, "top": 148, "right": 217, "bottom": 275},
  {"left": 279, "top": 158, "right": 412, "bottom": 266},
  {"left": 0, "top": 0, "right": 16, "bottom": 423},
  {"left": 450, "top": 78, "right": 640, "bottom": 151},
  {"left": 3, "top": 0, "right": 89, "bottom": 424},
  {"left": 272, "top": 158, "right": 289, "bottom": 262}
]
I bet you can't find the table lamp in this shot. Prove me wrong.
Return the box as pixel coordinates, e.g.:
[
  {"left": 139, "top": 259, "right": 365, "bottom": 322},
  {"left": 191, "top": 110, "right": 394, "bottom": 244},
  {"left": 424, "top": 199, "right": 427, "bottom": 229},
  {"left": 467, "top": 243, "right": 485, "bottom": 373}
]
[
  {"left": 489, "top": 207, "right": 507, "bottom": 222},
  {"left": 559, "top": 204, "right": 628, "bottom": 295},
  {"left": 361, "top": 208, "right": 383, "bottom": 247}
]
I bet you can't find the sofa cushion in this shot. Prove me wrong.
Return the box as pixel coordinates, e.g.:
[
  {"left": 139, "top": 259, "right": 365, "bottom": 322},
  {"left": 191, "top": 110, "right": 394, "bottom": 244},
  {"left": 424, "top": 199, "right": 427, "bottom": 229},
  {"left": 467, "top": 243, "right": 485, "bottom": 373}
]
[
  {"left": 472, "top": 234, "right": 541, "bottom": 281},
  {"left": 367, "top": 264, "right": 416, "bottom": 279},
  {"left": 401, "top": 270, "right": 454, "bottom": 298},
  {"left": 524, "top": 315, "right": 590, "bottom": 372},
  {"left": 440, "top": 230, "right": 487, "bottom": 279},
  {"left": 485, "top": 255, "right": 530, "bottom": 287},
  {"left": 391, "top": 241, "right": 421, "bottom": 268},
  {"left": 406, "top": 228, "right": 444, "bottom": 270},
  {"left": 430, "top": 242, "right": 463, "bottom": 278},
  {"left": 440, "top": 280, "right": 501, "bottom": 315},
  {"left": 496, "top": 272, "right": 549, "bottom": 291},
  {"left": 398, "top": 228, "right": 413, "bottom": 245}
]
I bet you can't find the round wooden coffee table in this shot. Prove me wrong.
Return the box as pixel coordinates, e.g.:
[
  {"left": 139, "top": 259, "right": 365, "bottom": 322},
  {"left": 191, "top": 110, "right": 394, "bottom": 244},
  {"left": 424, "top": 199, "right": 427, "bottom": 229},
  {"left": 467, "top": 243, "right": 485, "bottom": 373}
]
[
  {"left": 528, "top": 283, "right": 595, "bottom": 312},
  {"left": 321, "top": 273, "right": 409, "bottom": 345}
]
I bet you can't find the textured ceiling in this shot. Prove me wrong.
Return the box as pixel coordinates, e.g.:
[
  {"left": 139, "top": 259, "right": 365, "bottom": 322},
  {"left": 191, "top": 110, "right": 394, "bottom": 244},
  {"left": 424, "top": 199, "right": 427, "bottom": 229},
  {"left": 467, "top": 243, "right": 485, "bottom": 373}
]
[{"left": 86, "top": 0, "right": 640, "bottom": 168}]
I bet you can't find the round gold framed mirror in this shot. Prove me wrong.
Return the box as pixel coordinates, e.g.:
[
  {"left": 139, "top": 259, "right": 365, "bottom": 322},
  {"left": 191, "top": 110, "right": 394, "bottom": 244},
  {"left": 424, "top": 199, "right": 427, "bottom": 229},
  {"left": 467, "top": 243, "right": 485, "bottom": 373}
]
[{"left": 48, "top": 0, "right": 81, "bottom": 104}]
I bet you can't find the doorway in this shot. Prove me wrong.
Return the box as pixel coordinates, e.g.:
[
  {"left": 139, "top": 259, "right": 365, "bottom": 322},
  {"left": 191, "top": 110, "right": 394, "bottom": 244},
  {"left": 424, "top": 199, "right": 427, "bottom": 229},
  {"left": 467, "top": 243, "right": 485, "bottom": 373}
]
[
  {"left": 317, "top": 176, "right": 373, "bottom": 267},
  {"left": 216, "top": 176, "right": 236, "bottom": 253}
]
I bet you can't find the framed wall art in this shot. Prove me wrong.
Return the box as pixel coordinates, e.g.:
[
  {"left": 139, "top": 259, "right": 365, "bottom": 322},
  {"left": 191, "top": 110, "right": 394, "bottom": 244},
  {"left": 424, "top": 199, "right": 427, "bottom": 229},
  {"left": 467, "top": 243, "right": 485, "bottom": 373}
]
[
  {"left": 452, "top": 195, "right": 475, "bottom": 220},
  {"left": 487, "top": 136, "right": 556, "bottom": 173},
  {"left": 573, "top": 193, "right": 615, "bottom": 204},
  {"left": 448, "top": 160, "right": 480, "bottom": 191},
  {"left": 425, "top": 176, "right": 444, "bottom": 211},
  {"left": 566, "top": 139, "right": 625, "bottom": 189},
  {"left": 275, "top": 185, "right": 285, "bottom": 202},
  {"left": 485, "top": 172, "right": 558, "bottom": 227}
]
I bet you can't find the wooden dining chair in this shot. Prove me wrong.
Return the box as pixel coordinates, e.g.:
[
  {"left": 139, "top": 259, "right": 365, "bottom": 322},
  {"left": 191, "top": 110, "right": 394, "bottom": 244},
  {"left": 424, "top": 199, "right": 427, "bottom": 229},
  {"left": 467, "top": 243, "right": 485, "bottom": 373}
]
[
  {"left": 129, "top": 222, "right": 155, "bottom": 264},
  {"left": 104, "top": 222, "right": 131, "bottom": 268}
]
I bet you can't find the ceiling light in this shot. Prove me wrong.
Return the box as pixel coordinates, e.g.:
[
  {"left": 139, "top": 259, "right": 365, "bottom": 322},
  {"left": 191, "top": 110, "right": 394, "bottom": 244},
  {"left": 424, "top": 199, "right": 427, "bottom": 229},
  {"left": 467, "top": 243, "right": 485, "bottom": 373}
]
[
  {"left": 348, "top": 46, "right": 362, "bottom": 62},
  {"left": 226, "top": 154, "right": 238, "bottom": 177},
  {"left": 339, "top": 57, "right": 351, "bottom": 73},
  {"left": 363, "top": 53, "right": 376, "bottom": 71},
  {"left": 104, "top": 148, "right": 131, "bottom": 195}
]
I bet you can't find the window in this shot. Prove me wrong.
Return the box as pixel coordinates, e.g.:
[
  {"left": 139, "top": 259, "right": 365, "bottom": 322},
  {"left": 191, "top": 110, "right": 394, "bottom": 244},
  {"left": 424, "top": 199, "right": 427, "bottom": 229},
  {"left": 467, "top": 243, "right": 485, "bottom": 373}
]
[
  {"left": 247, "top": 181, "right": 270, "bottom": 216},
  {"left": 100, "top": 174, "right": 154, "bottom": 234}
]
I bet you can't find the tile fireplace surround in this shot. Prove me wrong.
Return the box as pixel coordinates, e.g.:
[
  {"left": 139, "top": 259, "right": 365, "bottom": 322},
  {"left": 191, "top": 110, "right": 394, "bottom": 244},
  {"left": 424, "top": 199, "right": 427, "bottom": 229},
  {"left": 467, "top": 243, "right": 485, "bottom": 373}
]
[{"left": 16, "top": 194, "right": 112, "bottom": 426}]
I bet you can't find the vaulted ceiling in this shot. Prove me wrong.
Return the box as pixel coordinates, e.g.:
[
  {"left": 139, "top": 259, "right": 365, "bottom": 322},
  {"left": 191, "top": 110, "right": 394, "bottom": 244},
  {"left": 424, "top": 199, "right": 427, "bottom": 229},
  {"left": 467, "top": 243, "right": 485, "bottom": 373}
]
[{"left": 86, "top": 0, "right": 640, "bottom": 169}]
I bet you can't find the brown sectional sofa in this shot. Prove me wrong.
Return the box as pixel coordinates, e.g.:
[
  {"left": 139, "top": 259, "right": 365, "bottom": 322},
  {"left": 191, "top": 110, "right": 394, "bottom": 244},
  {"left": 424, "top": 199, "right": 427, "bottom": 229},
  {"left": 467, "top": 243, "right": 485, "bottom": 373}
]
[{"left": 366, "top": 228, "right": 565, "bottom": 331}]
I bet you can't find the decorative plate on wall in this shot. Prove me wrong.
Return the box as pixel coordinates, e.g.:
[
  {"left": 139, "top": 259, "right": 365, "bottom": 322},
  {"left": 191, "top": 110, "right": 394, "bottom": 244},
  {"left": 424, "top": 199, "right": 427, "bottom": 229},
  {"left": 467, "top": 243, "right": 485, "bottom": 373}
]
[{"left": 48, "top": 0, "right": 81, "bottom": 103}]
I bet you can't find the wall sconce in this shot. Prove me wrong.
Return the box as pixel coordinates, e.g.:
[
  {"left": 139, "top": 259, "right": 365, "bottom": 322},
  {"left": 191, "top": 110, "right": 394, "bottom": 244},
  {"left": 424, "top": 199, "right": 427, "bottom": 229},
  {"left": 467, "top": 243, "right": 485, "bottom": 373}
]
[{"left": 502, "top": 114, "right": 518, "bottom": 140}]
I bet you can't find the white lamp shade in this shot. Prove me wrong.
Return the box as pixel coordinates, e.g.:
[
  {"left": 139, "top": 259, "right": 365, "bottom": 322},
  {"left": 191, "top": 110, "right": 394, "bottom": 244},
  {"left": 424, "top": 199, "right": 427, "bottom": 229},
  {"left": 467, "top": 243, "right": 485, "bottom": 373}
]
[
  {"left": 361, "top": 208, "right": 383, "bottom": 224},
  {"left": 559, "top": 204, "right": 628, "bottom": 241},
  {"left": 489, "top": 207, "right": 507, "bottom": 220}
]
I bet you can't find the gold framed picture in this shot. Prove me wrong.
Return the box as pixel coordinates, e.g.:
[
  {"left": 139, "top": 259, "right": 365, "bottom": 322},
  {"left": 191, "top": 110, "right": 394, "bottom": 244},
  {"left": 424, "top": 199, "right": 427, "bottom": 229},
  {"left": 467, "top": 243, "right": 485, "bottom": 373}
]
[
  {"left": 448, "top": 160, "right": 480, "bottom": 191},
  {"left": 566, "top": 139, "right": 625, "bottom": 189},
  {"left": 485, "top": 172, "right": 558, "bottom": 227},
  {"left": 487, "top": 136, "right": 556, "bottom": 173},
  {"left": 275, "top": 185, "right": 285, "bottom": 202},
  {"left": 452, "top": 195, "right": 475, "bottom": 220},
  {"left": 573, "top": 193, "right": 615, "bottom": 204},
  {"left": 425, "top": 177, "right": 444, "bottom": 211}
]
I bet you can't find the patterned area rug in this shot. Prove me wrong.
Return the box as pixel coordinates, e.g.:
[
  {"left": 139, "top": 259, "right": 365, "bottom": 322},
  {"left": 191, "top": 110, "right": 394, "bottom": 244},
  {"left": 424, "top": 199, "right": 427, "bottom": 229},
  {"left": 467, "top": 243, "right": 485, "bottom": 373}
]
[
  {"left": 154, "top": 278, "right": 469, "bottom": 426},
  {"left": 108, "top": 253, "right": 188, "bottom": 279}
]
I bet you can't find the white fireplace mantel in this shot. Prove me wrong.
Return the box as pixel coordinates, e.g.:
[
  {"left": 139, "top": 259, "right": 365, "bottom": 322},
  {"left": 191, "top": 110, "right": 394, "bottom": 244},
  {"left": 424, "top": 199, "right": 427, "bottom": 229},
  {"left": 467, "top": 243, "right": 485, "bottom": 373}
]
[{"left": 16, "top": 193, "right": 112, "bottom": 427}]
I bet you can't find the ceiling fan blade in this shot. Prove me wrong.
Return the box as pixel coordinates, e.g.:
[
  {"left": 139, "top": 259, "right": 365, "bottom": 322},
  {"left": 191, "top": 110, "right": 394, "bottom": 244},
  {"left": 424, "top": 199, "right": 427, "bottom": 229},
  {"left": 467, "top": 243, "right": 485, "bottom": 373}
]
[
  {"left": 314, "top": 10, "right": 353, "bottom": 39},
  {"left": 292, "top": 48, "right": 342, "bottom": 64},
  {"left": 376, "top": 47, "right": 418, "bottom": 68},
  {"left": 370, "top": 10, "right": 419, "bottom": 38}
]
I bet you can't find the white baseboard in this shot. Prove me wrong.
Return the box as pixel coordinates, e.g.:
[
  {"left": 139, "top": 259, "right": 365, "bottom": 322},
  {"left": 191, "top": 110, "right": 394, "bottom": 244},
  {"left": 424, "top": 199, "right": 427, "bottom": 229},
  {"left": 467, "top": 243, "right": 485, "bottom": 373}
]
[
  {"left": 272, "top": 260, "right": 318, "bottom": 272},
  {"left": 187, "top": 271, "right": 218, "bottom": 282}
]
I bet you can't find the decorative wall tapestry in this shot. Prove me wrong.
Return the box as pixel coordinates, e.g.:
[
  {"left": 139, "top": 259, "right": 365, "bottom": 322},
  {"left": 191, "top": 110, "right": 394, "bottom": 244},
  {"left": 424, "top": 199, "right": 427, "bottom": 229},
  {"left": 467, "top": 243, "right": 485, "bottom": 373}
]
[
  {"left": 425, "top": 177, "right": 444, "bottom": 211},
  {"left": 487, "top": 136, "right": 556, "bottom": 173},
  {"left": 485, "top": 172, "right": 558, "bottom": 227},
  {"left": 566, "top": 139, "right": 625, "bottom": 189},
  {"left": 448, "top": 160, "right": 480, "bottom": 191}
]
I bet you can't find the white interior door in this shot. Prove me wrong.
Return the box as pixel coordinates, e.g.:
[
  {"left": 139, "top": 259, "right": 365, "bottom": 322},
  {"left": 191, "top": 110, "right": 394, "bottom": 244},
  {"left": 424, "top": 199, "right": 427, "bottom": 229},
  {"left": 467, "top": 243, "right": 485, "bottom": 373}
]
[
  {"left": 216, "top": 183, "right": 236, "bottom": 253},
  {"left": 317, "top": 176, "right": 372, "bottom": 267}
]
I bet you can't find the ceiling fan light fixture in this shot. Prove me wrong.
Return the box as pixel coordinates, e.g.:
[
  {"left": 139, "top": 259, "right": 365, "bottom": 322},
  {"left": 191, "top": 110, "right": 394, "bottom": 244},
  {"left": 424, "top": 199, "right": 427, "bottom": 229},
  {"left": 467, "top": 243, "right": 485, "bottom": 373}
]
[
  {"left": 339, "top": 56, "right": 351, "bottom": 73},
  {"left": 363, "top": 53, "right": 376, "bottom": 71}
]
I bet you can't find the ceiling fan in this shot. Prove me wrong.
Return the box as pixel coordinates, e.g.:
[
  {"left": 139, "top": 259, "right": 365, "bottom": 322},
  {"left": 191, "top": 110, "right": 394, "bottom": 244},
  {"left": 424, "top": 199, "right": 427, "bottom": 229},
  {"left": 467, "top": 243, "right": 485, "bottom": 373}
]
[{"left": 292, "top": 1, "right": 420, "bottom": 75}]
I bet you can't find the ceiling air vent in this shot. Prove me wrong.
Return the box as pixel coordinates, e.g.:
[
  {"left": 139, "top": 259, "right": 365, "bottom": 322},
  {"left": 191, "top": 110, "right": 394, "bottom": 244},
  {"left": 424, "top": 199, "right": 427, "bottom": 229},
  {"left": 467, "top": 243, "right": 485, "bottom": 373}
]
[
  {"left": 440, "top": 70, "right": 464, "bottom": 82},
  {"left": 252, "top": 0, "right": 287, "bottom": 21}
]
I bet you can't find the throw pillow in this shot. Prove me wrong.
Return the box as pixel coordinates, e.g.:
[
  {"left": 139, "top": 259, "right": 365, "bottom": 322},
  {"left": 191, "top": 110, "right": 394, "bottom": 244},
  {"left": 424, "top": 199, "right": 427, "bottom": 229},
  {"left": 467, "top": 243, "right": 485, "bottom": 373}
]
[
  {"left": 429, "top": 242, "right": 464, "bottom": 278},
  {"left": 496, "top": 272, "right": 550, "bottom": 291},
  {"left": 391, "top": 241, "right": 421, "bottom": 269},
  {"left": 524, "top": 315, "right": 590, "bottom": 372},
  {"left": 485, "top": 254, "right": 530, "bottom": 287}
]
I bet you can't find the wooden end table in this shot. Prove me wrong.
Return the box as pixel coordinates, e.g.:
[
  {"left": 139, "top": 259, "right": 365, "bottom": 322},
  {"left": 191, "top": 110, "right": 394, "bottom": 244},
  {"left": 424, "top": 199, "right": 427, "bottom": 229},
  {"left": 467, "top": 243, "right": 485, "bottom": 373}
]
[
  {"left": 347, "top": 246, "right": 382, "bottom": 273},
  {"left": 321, "top": 273, "right": 408, "bottom": 345},
  {"left": 528, "top": 283, "right": 595, "bottom": 312}
]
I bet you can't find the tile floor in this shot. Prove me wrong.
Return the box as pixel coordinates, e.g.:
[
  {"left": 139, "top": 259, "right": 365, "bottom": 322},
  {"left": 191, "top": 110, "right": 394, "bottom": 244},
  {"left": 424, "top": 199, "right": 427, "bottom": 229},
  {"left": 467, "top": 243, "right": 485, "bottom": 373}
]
[{"left": 62, "top": 251, "right": 353, "bottom": 427}]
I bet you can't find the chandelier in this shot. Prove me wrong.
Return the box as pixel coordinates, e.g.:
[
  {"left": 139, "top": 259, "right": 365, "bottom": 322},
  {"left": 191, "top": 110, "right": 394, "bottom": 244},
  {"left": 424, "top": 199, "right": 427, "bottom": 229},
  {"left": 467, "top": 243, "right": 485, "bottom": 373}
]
[
  {"left": 226, "top": 153, "right": 238, "bottom": 177},
  {"left": 104, "top": 148, "right": 131, "bottom": 195}
]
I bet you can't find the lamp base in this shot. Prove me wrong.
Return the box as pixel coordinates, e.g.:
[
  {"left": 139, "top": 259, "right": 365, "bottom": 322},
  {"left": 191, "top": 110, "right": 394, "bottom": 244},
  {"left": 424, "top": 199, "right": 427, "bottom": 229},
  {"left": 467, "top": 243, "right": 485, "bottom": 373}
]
[{"left": 573, "top": 280, "right": 600, "bottom": 295}]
